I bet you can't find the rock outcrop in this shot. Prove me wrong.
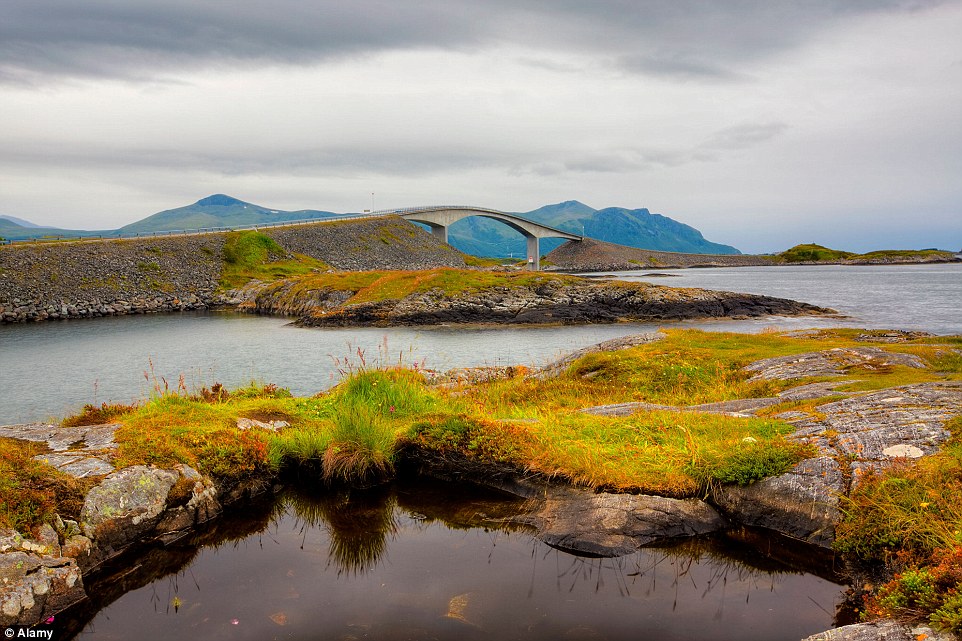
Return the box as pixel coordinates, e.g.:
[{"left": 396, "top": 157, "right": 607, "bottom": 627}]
[
  {"left": 241, "top": 278, "right": 832, "bottom": 327},
  {"left": 577, "top": 345, "right": 962, "bottom": 549},
  {"left": 526, "top": 489, "right": 726, "bottom": 556},
  {"left": 801, "top": 621, "right": 955, "bottom": 641},
  {"left": 0, "top": 422, "right": 263, "bottom": 626}
]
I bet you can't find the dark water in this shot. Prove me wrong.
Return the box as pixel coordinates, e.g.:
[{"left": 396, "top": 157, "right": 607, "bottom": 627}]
[
  {"left": 65, "top": 480, "right": 846, "bottom": 641},
  {"left": 1, "top": 264, "right": 960, "bottom": 424}
]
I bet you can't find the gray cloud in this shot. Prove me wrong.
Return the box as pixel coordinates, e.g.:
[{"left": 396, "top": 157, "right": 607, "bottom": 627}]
[
  {"left": 0, "top": 0, "right": 948, "bottom": 84},
  {"left": 0, "top": 140, "right": 513, "bottom": 178},
  {"left": 702, "top": 123, "right": 789, "bottom": 150}
]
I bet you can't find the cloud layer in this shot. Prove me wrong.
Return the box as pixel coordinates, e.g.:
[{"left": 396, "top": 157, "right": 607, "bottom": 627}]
[{"left": 0, "top": 0, "right": 959, "bottom": 252}]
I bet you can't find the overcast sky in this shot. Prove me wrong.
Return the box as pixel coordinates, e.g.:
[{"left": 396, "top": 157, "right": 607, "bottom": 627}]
[{"left": 1, "top": 1, "right": 960, "bottom": 253}]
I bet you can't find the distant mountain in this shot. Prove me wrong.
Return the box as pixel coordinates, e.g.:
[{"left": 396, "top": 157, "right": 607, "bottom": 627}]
[
  {"left": 0, "top": 217, "right": 102, "bottom": 241},
  {"left": 2, "top": 196, "right": 739, "bottom": 256},
  {"left": 445, "top": 200, "right": 741, "bottom": 256},
  {"left": 118, "top": 194, "right": 338, "bottom": 234},
  {"left": 0, "top": 214, "right": 56, "bottom": 229}
]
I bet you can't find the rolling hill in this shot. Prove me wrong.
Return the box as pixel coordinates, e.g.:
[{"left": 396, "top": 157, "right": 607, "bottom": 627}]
[{"left": 118, "top": 194, "right": 337, "bottom": 234}]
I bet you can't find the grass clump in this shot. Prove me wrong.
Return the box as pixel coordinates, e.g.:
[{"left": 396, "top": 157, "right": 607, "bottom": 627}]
[
  {"left": 62, "top": 401, "right": 137, "bottom": 427},
  {"left": 323, "top": 402, "right": 397, "bottom": 484},
  {"left": 836, "top": 426, "right": 962, "bottom": 563},
  {"left": 220, "top": 230, "right": 329, "bottom": 289}
]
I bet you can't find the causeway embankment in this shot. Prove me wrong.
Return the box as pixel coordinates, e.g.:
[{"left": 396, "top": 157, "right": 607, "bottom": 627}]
[{"left": 0, "top": 217, "right": 464, "bottom": 323}]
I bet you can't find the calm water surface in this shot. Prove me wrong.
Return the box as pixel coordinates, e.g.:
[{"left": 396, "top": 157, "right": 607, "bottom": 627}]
[
  {"left": 595, "top": 263, "right": 962, "bottom": 335},
  {"left": 66, "top": 480, "right": 846, "bottom": 641},
  {"left": 1, "top": 263, "right": 959, "bottom": 424}
]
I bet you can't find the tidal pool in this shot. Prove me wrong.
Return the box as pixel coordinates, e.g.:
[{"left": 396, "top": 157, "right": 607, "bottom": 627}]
[{"left": 61, "top": 479, "right": 849, "bottom": 641}]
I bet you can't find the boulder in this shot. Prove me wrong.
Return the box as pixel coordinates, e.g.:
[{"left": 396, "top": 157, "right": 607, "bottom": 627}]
[
  {"left": 0, "top": 539, "right": 84, "bottom": 627},
  {"left": 80, "top": 464, "right": 221, "bottom": 560},
  {"left": 528, "top": 489, "right": 726, "bottom": 557},
  {"left": 801, "top": 621, "right": 955, "bottom": 641},
  {"left": 712, "top": 456, "right": 843, "bottom": 548}
]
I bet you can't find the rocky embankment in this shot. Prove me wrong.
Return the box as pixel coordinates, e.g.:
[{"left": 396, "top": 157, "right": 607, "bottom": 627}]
[
  {"left": 237, "top": 276, "right": 831, "bottom": 326},
  {"left": 263, "top": 216, "right": 465, "bottom": 271},
  {"left": 0, "top": 217, "right": 464, "bottom": 323},
  {"left": 546, "top": 237, "right": 777, "bottom": 270},
  {"left": 546, "top": 237, "right": 961, "bottom": 272},
  {"left": 0, "top": 235, "right": 224, "bottom": 322}
]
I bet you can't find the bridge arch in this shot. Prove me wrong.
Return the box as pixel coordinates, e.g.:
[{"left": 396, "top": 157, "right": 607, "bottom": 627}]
[{"left": 386, "top": 206, "right": 582, "bottom": 270}]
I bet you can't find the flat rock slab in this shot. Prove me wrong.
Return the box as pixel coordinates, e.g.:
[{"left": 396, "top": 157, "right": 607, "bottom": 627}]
[
  {"left": 579, "top": 381, "right": 857, "bottom": 418},
  {"left": 0, "top": 422, "right": 119, "bottom": 478},
  {"left": 791, "top": 382, "right": 962, "bottom": 485},
  {"left": 802, "top": 621, "right": 955, "bottom": 641},
  {"left": 528, "top": 489, "right": 726, "bottom": 557},
  {"left": 743, "top": 347, "right": 925, "bottom": 382}
]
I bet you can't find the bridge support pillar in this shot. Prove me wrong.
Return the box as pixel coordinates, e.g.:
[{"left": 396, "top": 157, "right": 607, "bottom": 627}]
[
  {"left": 431, "top": 225, "right": 448, "bottom": 243},
  {"left": 526, "top": 235, "right": 540, "bottom": 271}
]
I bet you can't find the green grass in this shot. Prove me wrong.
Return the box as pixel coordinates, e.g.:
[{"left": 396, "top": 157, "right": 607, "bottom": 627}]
[
  {"left": 0, "top": 438, "right": 92, "bottom": 533},
  {"left": 220, "top": 230, "right": 330, "bottom": 289},
  {"left": 835, "top": 417, "right": 962, "bottom": 632},
  {"left": 778, "top": 244, "right": 855, "bottom": 262},
  {"left": 778, "top": 243, "right": 956, "bottom": 264},
  {"left": 8, "top": 327, "right": 956, "bottom": 559}
]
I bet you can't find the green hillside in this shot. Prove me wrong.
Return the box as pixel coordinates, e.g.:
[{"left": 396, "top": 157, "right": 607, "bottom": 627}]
[
  {"left": 778, "top": 243, "right": 956, "bottom": 263},
  {"left": 445, "top": 201, "right": 741, "bottom": 257},
  {"left": 118, "top": 194, "right": 337, "bottom": 234}
]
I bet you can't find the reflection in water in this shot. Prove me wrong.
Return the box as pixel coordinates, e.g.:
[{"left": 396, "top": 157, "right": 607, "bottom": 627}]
[
  {"left": 285, "top": 485, "right": 399, "bottom": 575},
  {"left": 70, "top": 480, "right": 847, "bottom": 641}
]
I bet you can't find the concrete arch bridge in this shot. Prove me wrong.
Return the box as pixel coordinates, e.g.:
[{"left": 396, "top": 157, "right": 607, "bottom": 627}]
[{"left": 379, "top": 205, "right": 583, "bottom": 270}]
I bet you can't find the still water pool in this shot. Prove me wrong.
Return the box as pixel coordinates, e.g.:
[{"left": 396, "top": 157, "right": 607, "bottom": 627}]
[{"left": 64, "top": 480, "right": 847, "bottom": 641}]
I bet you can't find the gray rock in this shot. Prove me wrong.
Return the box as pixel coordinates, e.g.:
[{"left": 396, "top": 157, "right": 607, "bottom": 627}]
[
  {"left": 529, "top": 489, "right": 726, "bottom": 557},
  {"left": 154, "top": 465, "right": 221, "bottom": 539},
  {"left": 801, "top": 621, "right": 956, "bottom": 641},
  {"left": 0, "top": 422, "right": 119, "bottom": 478},
  {"left": 712, "top": 456, "right": 842, "bottom": 548},
  {"left": 743, "top": 347, "right": 926, "bottom": 382},
  {"left": 0, "top": 547, "right": 84, "bottom": 627},
  {"left": 80, "top": 465, "right": 180, "bottom": 545}
]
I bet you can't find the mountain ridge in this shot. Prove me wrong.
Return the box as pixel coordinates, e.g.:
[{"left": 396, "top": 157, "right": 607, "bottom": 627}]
[{"left": 1, "top": 195, "right": 740, "bottom": 255}]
